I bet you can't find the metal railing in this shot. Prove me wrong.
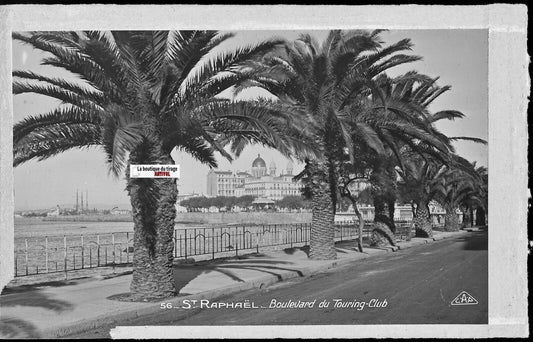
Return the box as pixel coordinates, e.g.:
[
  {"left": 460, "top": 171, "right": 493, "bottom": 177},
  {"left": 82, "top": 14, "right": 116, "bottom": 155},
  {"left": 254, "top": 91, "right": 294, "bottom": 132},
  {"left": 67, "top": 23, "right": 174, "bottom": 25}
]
[
  {"left": 14, "top": 232, "right": 133, "bottom": 278},
  {"left": 172, "top": 222, "right": 365, "bottom": 260},
  {"left": 13, "top": 219, "right": 442, "bottom": 278}
]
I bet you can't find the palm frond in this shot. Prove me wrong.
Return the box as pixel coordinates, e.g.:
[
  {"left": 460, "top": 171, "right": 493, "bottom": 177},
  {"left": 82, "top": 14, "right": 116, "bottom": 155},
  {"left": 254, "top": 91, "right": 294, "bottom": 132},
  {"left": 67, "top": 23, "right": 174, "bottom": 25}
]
[
  {"left": 181, "top": 38, "right": 285, "bottom": 96},
  {"left": 353, "top": 122, "right": 386, "bottom": 155},
  {"left": 101, "top": 109, "right": 144, "bottom": 177},
  {"left": 13, "top": 81, "right": 102, "bottom": 111},
  {"left": 13, "top": 70, "right": 105, "bottom": 104},
  {"left": 175, "top": 136, "right": 218, "bottom": 168},
  {"left": 449, "top": 136, "right": 488, "bottom": 144},
  {"left": 14, "top": 123, "right": 101, "bottom": 166},
  {"left": 14, "top": 106, "right": 101, "bottom": 144},
  {"left": 428, "top": 110, "right": 465, "bottom": 123}
]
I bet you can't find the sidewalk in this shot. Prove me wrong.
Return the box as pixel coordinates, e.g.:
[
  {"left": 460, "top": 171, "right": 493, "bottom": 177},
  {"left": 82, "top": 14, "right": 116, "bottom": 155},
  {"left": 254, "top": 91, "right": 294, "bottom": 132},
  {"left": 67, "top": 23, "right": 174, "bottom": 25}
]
[{"left": 0, "top": 230, "right": 468, "bottom": 338}]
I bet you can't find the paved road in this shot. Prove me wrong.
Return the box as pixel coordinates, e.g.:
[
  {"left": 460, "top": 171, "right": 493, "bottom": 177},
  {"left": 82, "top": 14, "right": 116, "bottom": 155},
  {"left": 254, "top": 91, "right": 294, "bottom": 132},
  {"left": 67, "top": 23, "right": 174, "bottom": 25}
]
[{"left": 70, "top": 231, "right": 487, "bottom": 338}]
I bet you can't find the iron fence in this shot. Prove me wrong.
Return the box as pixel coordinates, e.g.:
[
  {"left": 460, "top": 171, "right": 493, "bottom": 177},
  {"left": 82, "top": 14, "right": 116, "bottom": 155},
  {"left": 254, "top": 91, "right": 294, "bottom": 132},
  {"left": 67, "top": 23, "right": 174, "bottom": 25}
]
[
  {"left": 172, "top": 222, "right": 365, "bottom": 260},
  {"left": 13, "top": 219, "right": 441, "bottom": 278},
  {"left": 13, "top": 232, "right": 133, "bottom": 278}
]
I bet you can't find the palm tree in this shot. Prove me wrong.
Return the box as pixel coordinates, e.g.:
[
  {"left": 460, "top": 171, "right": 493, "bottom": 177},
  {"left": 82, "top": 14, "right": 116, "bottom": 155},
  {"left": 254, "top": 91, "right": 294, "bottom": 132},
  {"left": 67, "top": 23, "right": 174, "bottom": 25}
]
[
  {"left": 397, "top": 153, "right": 448, "bottom": 237},
  {"left": 441, "top": 180, "right": 471, "bottom": 232},
  {"left": 398, "top": 149, "right": 487, "bottom": 237},
  {"left": 472, "top": 165, "right": 488, "bottom": 226},
  {"left": 374, "top": 73, "right": 486, "bottom": 238},
  {"left": 237, "top": 30, "right": 423, "bottom": 259},
  {"left": 12, "top": 30, "right": 301, "bottom": 299},
  {"left": 458, "top": 162, "right": 488, "bottom": 226},
  {"left": 336, "top": 72, "right": 454, "bottom": 247},
  {"left": 433, "top": 156, "right": 482, "bottom": 231},
  {"left": 372, "top": 73, "right": 448, "bottom": 229},
  {"left": 349, "top": 72, "right": 454, "bottom": 240}
]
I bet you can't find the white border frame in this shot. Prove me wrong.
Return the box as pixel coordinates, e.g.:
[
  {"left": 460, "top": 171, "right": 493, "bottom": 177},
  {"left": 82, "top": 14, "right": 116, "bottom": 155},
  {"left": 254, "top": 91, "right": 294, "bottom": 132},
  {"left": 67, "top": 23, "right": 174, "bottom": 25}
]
[{"left": 0, "top": 4, "right": 528, "bottom": 338}]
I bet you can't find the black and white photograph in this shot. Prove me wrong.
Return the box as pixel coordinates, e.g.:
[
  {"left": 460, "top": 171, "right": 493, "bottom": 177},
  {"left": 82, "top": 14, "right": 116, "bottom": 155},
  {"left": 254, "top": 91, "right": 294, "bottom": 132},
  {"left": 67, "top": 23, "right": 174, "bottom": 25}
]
[{"left": 0, "top": 4, "right": 528, "bottom": 339}]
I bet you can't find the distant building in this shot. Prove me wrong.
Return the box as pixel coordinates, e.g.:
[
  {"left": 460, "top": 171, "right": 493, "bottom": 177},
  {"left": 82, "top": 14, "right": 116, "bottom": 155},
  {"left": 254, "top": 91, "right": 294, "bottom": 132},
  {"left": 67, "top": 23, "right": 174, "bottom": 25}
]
[
  {"left": 394, "top": 204, "right": 414, "bottom": 221},
  {"left": 357, "top": 204, "right": 376, "bottom": 221},
  {"left": 348, "top": 178, "right": 371, "bottom": 196},
  {"left": 176, "top": 192, "right": 202, "bottom": 213},
  {"left": 234, "top": 185, "right": 246, "bottom": 197},
  {"left": 207, "top": 170, "right": 249, "bottom": 197},
  {"left": 429, "top": 200, "right": 446, "bottom": 215},
  {"left": 177, "top": 192, "right": 203, "bottom": 202},
  {"left": 47, "top": 205, "right": 60, "bottom": 217},
  {"left": 206, "top": 154, "right": 303, "bottom": 201},
  {"left": 339, "top": 203, "right": 412, "bottom": 222},
  {"left": 110, "top": 208, "right": 131, "bottom": 215},
  {"left": 341, "top": 201, "right": 461, "bottom": 224},
  {"left": 176, "top": 205, "right": 188, "bottom": 213},
  {"left": 252, "top": 154, "right": 267, "bottom": 178},
  {"left": 252, "top": 197, "right": 275, "bottom": 209},
  {"left": 428, "top": 200, "right": 462, "bottom": 225}
]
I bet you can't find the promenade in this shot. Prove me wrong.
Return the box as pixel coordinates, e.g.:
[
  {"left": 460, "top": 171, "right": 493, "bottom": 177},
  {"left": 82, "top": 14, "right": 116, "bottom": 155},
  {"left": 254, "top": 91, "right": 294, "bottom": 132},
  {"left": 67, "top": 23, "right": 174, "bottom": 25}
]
[{"left": 0, "top": 230, "right": 470, "bottom": 338}]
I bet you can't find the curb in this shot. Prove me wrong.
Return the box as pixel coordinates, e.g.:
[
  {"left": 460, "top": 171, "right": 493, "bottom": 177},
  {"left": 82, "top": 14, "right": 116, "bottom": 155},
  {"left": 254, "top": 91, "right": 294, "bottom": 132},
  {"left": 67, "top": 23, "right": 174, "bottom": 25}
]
[
  {"left": 396, "top": 239, "right": 427, "bottom": 250},
  {"left": 371, "top": 245, "right": 400, "bottom": 252},
  {"left": 97, "top": 270, "right": 133, "bottom": 280},
  {"left": 40, "top": 230, "right": 470, "bottom": 338},
  {"left": 396, "top": 230, "right": 467, "bottom": 249}
]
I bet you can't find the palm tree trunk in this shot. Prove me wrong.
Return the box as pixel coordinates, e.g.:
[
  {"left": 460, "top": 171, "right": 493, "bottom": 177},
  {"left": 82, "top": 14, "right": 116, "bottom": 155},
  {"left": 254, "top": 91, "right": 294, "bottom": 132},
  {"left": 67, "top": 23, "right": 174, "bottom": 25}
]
[
  {"left": 127, "top": 151, "right": 178, "bottom": 299},
  {"left": 444, "top": 205, "right": 460, "bottom": 231},
  {"left": 475, "top": 207, "right": 486, "bottom": 226},
  {"left": 353, "top": 204, "right": 364, "bottom": 253},
  {"left": 341, "top": 189, "right": 364, "bottom": 253},
  {"left": 308, "top": 159, "right": 336, "bottom": 260},
  {"left": 374, "top": 196, "right": 394, "bottom": 230},
  {"left": 371, "top": 196, "right": 397, "bottom": 246},
  {"left": 414, "top": 200, "right": 433, "bottom": 238},
  {"left": 461, "top": 207, "right": 470, "bottom": 228},
  {"left": 387, "top": 197, "right": 396, "bottom": 233},
  {"left": 406, "top": 202, "right": 416, "bottom": 241}
]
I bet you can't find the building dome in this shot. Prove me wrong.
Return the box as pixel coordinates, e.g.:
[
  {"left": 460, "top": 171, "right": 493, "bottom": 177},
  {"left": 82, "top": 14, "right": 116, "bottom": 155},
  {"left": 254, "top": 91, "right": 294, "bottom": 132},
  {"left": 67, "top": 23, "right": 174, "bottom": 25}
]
[
  {"left": 286, "top": 160, "right": 294, "bottom": 175},
  {"left": 252, "top": 154, "right": 266, "bottom": 168},
  {"left": 251, "top": 154, "right": 267, "bottom": 178},
  {"left": 269, "top": 160, "right": 277, "bottom": 176}
]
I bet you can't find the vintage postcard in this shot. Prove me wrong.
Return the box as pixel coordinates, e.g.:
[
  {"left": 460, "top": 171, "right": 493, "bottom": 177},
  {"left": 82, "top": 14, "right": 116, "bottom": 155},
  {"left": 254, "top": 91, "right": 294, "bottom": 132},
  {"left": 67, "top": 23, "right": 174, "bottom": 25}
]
[{"left": 0, "top": 4, "right": 528, "bottom": 339}]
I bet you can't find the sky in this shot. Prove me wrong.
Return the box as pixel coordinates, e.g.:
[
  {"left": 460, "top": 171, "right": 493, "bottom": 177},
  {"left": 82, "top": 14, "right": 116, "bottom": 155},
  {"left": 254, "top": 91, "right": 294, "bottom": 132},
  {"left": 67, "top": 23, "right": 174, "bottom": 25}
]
[{"left": 12, "top": 30, "right": 488, "bottom": 211}]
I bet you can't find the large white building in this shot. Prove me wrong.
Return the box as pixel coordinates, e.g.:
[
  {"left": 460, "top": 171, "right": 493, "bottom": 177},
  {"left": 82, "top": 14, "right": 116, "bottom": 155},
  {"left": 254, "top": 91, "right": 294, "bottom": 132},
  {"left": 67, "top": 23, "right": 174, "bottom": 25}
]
[
  {"left": 206, "top": 170, "right": 249, "bottom": 197},
  {"left": 206, "top": 154, "right": 304, "bottom": 201}
]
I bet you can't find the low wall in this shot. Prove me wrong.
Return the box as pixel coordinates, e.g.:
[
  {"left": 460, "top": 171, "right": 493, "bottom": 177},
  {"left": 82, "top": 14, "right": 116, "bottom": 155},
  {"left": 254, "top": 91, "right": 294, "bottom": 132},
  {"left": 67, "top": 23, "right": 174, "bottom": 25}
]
[{"left": 175, "top": 212, "right": 312, "bottom": 225}]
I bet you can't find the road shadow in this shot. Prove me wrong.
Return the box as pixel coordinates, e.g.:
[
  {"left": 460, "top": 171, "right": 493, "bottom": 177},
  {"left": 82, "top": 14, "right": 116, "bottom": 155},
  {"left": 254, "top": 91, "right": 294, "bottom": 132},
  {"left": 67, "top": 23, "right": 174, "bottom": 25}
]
[
  {"left": 171, "top": 238, "right": 377, "bottom": 294},
  {"left": 282, "top": 240, "right": 369, "bottom": 257},
  {"left": 282, "top": 245, "right": 309, "bottom": 256},
  {"left": 457, "top": 231, "right": 488, "bottom": 251},
  {"left": 173, "top": 258, "right": 306, "bottom": 293},
  {"left": 0, "top": 316, "right": 40, "bottom": 338},
  {"left": 217, "top": 264, "right": 304, "bottom": 280},
  {"left": 1, "top": 279, "right": 81, "bottom": 295},
  {"left": 0, "top": 287, "right": 73, "bottom": 312}
]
